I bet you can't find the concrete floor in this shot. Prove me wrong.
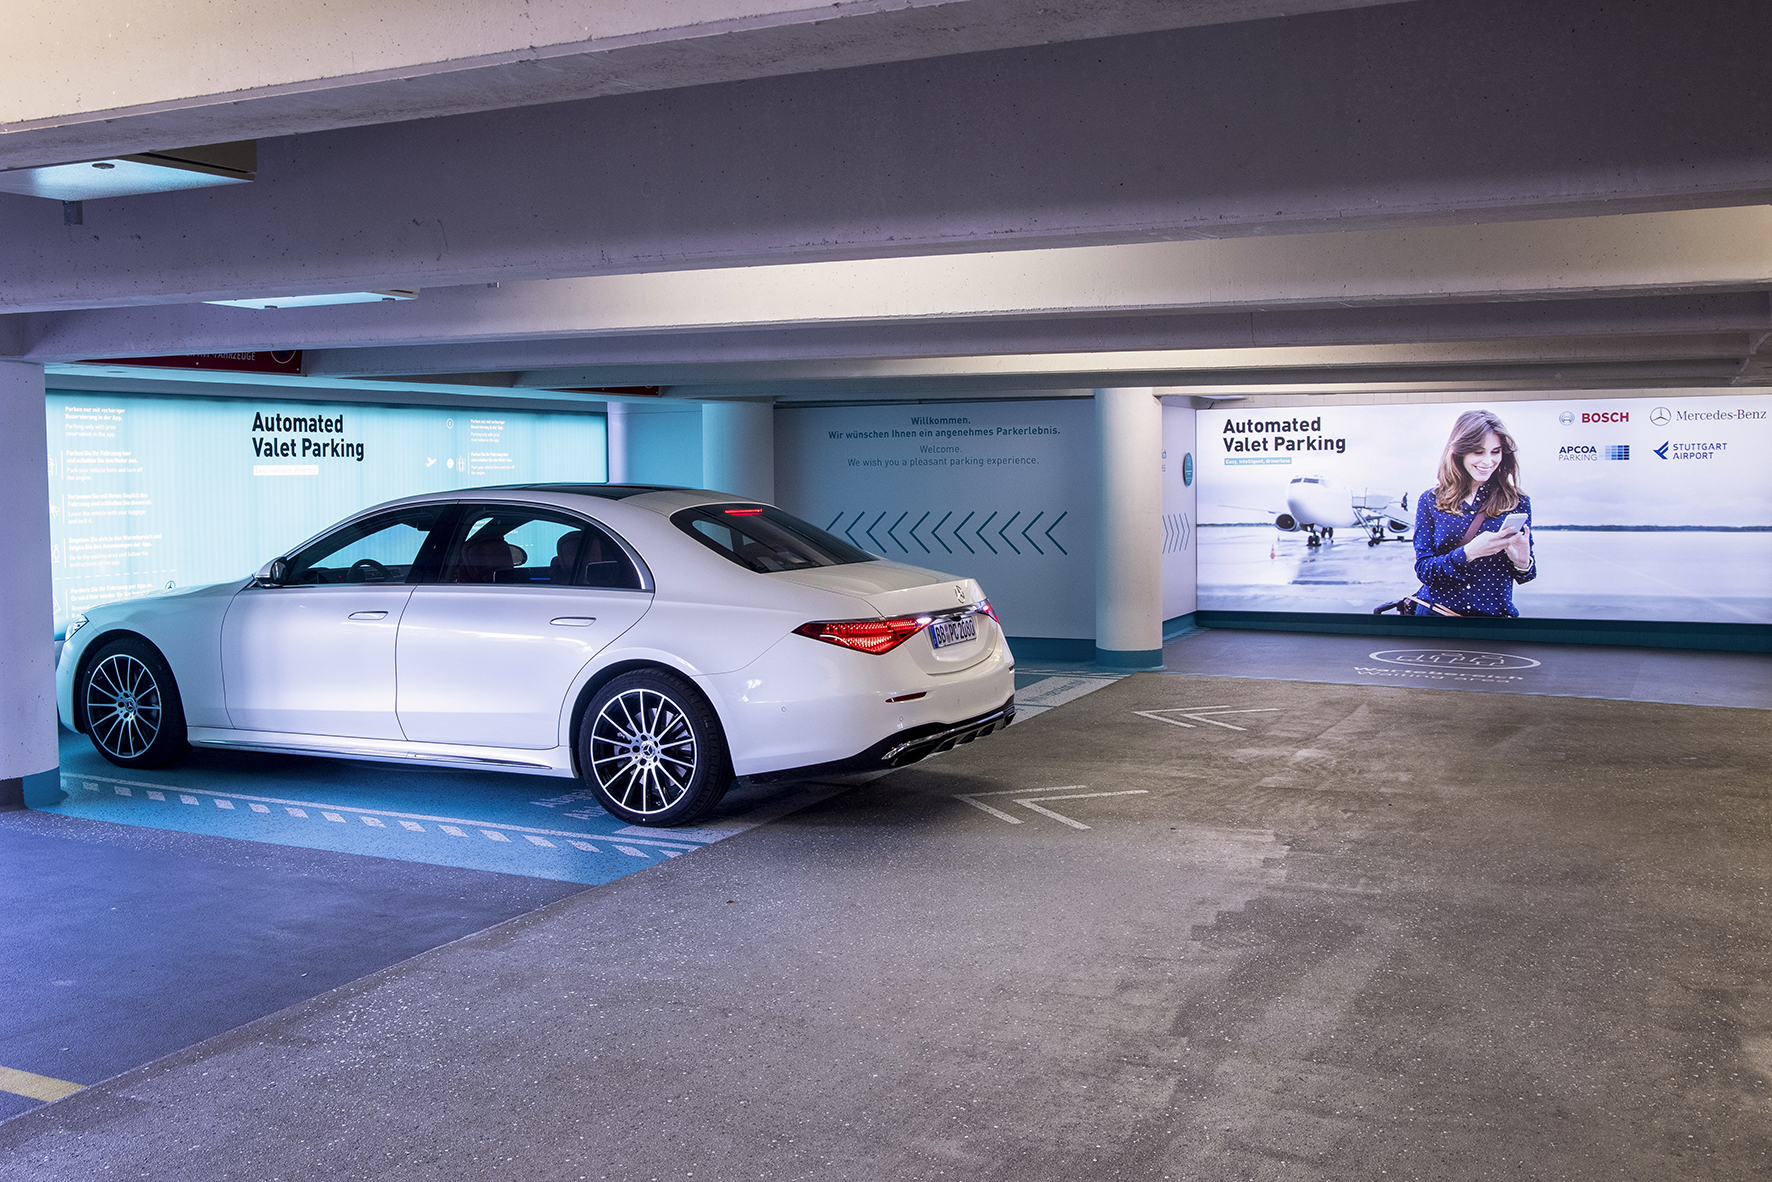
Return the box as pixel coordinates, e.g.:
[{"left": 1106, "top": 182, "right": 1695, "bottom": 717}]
[
  {"left": 1163, "top": 629, "right": 1772, "bottom": 709},
  {"left": 0, "top": 809, "right": 584, "bottom": 1122},
  {"left": 3, "top": 662, "right": 1767, "bottom": 1180}
]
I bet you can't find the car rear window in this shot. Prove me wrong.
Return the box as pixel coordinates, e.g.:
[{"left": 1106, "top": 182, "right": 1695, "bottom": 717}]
[{"left": 671, "top": 505, "right": 878, "bottom": 573}]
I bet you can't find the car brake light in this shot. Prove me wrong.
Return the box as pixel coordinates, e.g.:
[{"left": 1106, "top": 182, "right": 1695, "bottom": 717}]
[
  {"left": 794, "top": 616, "right": 930, "bottom": 655},
  {"left": 723, "top": 507, "right": 765, "bottom": 516},
  {"left": 978, "top": 599, "right": 998, "bottom": 622}
]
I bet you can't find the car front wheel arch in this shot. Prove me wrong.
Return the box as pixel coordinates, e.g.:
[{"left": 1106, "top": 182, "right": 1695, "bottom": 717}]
[
  {"left": 573, "top": 667, "right": 733, "bottom": 827},
  {"left": 76, "top": 633, "right": 192, "bottom": 769}
]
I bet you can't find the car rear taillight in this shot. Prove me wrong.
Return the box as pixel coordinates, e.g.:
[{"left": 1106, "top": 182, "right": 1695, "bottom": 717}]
[
  {"left": 978, "top": 600, "right": 998, "bottom": 623},
  {"left": 794, "top": 616, "right": 930, "bottom": 655}
]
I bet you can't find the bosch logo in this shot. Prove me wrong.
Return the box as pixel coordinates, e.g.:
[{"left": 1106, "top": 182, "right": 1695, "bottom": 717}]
[{"left": 1581, "top": 411, "right": 1629, "bottom": 423}]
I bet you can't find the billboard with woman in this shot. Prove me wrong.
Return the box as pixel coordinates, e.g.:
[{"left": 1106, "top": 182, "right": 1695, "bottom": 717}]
[{"left": 1196, "top": 393, "right": 1772, "bottom": 624}]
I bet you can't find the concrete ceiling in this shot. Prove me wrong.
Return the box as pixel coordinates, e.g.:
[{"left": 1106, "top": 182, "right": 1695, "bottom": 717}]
[
  {"left": 8, "top": 0, "right": 1772, "bottom": 403},
  {"left": 0, "top": 0, "right": 1410, "bottom": 170}
]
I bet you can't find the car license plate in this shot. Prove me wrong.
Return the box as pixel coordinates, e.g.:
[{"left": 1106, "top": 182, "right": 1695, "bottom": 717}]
[{"left": 929, "top": 614, "right": 977, "bottom": 649}]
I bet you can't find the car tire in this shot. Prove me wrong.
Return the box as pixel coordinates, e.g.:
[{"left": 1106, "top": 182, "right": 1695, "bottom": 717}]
[
  {"left": 578, "top": 670, "right": 732, "bottom": 827},
  {"left": 79, "top": 637, "right": 192, "bottom": 769}
]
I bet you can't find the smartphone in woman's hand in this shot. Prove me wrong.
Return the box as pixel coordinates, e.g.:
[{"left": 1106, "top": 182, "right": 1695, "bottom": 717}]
[{"left": 1499, "top": 512, "right": 1529, "bottom": 535}]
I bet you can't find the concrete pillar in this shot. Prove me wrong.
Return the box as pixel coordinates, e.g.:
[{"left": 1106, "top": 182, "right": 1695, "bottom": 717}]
[
  {"left": 700, "top": 400, "right": 775, "bottom": 502},
  {"left": 0, "top": 361, "right": 60, "bottom": 808},
  {"left": 1094, "top": 387, "right": 1164, "bottom": 669},
  {"left": 604, "top": 401, "right": 629, "bottom": 483}
]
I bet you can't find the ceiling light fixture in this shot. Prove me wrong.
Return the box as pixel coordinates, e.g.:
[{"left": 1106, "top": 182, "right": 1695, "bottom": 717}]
[
  {"left": 0, "top": 141, "right": 256, "bottom": 201},
  {"left": 204, "top": 290, "right": 419, "bottom": 310}
]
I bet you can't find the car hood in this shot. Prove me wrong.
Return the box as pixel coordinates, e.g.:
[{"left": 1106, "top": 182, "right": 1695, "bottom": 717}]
[{"left": 768, "top": 561, "right": 987, "bottom": 618}]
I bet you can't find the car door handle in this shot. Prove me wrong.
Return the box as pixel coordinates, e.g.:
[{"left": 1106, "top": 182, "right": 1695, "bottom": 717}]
[
  {"left": 550, "top": 617, "right": 597, "bottom": 627},
  {"left": 348, "top": 611, "right": 388, "bottom": 621}
]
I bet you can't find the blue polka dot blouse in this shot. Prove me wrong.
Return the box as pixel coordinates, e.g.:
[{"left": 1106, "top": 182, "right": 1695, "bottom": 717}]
[{"left": 1412, "top": 487, "right": 1536, "bottom": 617}]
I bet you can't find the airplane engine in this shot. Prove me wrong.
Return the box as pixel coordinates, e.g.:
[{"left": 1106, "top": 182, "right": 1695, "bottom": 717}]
[{"left": 1274, "top": 513, "right": 1300, "bottom": 531}]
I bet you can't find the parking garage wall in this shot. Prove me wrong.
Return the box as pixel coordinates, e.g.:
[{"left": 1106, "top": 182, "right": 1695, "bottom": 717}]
[{"left": 45, "top": 390, "right": 606, "bottom": 638}]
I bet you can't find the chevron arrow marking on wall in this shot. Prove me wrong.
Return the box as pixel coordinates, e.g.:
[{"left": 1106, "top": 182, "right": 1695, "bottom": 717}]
[
  {"left": 928, "top": 511, "right": 954, "bottom": 554},
  {"left": 997, "top": 511, "right": 1022, "bottom": 555},
  {"left": 866, "top": 511, "right": 889, "bottom": 551},
  {"left": 907, "top": 511, "right": 933, "bottom": 553},
  {"left": 842, "top": 511, "right": 868, "bottom": 548},
  {"left": 886, "top": 511, "right": 911, "bottom": 551},
  {"left": 975, "top": 511, "right": 999, "bottom": 554},
  {"left": 1044, "top": 511, "right": 1068, "bottom": 555},
  {"left": 816, "top": 510, "right": 1070, "bottom": 557},
  {"left": 951, "top": 511, "right": 976, "bottom": 554}
]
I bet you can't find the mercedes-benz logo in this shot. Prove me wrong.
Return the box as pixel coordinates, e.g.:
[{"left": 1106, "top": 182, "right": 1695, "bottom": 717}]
[
  {"left": 1558, "top": 410, "right": 1576, "bottom": 425},
  {"left": 955, "top": 584, "right": 968, "bottom": 603},
  {"left": 1650, "top": 406, "right": 1671, "bottom": 426}
]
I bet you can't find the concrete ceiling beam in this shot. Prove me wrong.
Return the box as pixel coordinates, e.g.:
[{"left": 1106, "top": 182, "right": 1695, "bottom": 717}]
[
  {"left": 1, "top": 0, "right": 1401, "bottom": 170},
  {"left": 5, "top": 0, "right": 1772, "bottom": 314},
  {"left": 287, "top": 292, "right": 1770, "bottom": 378},
  {"left": 15, "top": 208, "right": 1772, "bottom": 363}
]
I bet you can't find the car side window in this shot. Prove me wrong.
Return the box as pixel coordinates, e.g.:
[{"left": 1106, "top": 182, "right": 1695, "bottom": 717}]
[
  {"left": 440, "top": 507, "right": 643, "bottom": 589},
  {"left": 282, "top": 507, "right": 446, "bottom": 585}
]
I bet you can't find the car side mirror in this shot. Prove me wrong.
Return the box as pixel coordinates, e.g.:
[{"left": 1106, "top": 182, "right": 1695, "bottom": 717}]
[{"left": 255, "top": 557, "right": 290, "bottom": 586}]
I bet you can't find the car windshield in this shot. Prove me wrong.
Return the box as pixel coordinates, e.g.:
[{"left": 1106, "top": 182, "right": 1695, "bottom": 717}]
[{"left": 671, "top": 505, "right": 878, "bottom": 573}]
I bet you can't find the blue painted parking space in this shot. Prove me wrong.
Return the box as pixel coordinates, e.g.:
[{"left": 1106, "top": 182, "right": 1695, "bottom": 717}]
[{"left": 44, "top": 731, "right": 816, "bottom": 885}]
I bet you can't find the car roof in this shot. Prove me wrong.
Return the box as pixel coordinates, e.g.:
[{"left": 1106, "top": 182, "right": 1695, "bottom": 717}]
[{"left": 432, "top": 484, "right": 751, "bottom": 515}]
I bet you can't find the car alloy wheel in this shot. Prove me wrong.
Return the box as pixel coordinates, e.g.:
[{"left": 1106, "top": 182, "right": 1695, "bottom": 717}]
[
  {"left": 87, "top": 652, "right": 163, "bottom": 760},
  {"left": 80, "top": 638, "right": 191, "bottom": 769},
  {"left": 580, "top": 671, "right": 731, "bottom": 826}
]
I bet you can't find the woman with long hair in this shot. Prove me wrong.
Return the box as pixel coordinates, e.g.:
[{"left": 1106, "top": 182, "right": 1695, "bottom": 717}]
[{"left": 1409, "top": 409, "right": 1536, "bottom": 616}]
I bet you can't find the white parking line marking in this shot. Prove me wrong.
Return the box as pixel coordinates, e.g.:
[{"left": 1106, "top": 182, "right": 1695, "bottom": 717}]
[
  {"left": 399, "top": 820, "right": 425, "bottom": 832},
  {"left": 322, "top": 812, "right": 345, "bottom": 823},
  {"left": 147, "top": 790, "right": 165, "bottom": 801},
  {"left": 567, "top": 840, "right": 600, "bottom": 852},
  {"left": 481, "top": 830, "right": 511, "bottom": 842},
  {"left": 81, "top": 783, "right": 97, "bottom": 792},
  {"left": 1135, "top": 706, "right": 1280, "bottom": 731},
  {"left": 955, "top": 796, "right": 1024, "bottom": 823},
  {"left": 615, "top": 845, "right": 649, "bottom": 858},
  {"left": 1011, "top": 790, "right": 1149, "bottom": 830},
  {"left": 63, "top": 773, "right": 700, "bottom": 853},
  {"left": 955, "top": 784, "right": 1087, "bottom": 822},
  {"left": 360, "top": 816, "right": 385, "bottom": 827},
  {"left": 440, "top": 825, "right": 467, "bottom": 837},
  {"left": 114, "top": 786, "right": 131, "bottom": 796},
  {"left": 524, "top": 834, "right": 554, "bottom": 847},
  {"left": 249, "top": 803, "right": 269, "bottom": 813},
  {"left": 286, "top": 807, "right": 307, "bottom": 817},
  {"left": 215, "top": 799, "right": 234, "bottom": 809},
  {"left": 179, "top": 795, "right": 198, "bottom": 805}
]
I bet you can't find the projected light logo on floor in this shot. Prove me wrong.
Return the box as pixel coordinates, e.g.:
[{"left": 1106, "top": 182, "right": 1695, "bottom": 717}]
[{"left": 1368, "top": 649, "right": 1542, "bottom": 670}]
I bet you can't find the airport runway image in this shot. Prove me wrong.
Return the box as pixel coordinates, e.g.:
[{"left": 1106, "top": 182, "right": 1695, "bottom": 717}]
[{"left": 1198, "top": 526, "right": 1772, "bottom": 622}]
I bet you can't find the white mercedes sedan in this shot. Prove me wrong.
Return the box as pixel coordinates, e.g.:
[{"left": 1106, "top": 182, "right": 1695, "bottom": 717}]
[{"left": 56, "top": 485, "right": 1016, "bottom": 826}]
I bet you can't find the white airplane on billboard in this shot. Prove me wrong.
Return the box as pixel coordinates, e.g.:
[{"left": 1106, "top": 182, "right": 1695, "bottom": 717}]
[{"left": 1269, "top": 475, "right": 1413, "bottom": 547}]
